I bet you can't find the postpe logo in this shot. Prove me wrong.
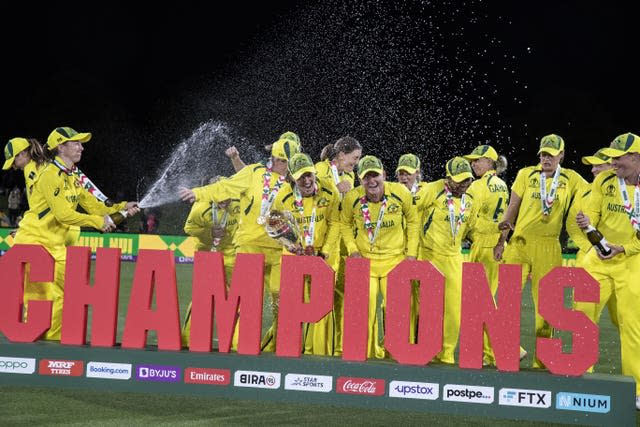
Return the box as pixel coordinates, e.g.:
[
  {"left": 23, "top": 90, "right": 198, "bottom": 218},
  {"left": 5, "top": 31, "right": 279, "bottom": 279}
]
[
  {"left": 389, "top": 381, "right": 439, "bottom": 400},
  {"left": 86, "top": 362, "right": 132, "bottom": 380},
  {"left": 336, "top": 377, "right": 385, "bottom": 396},
  {"left": 499, "top": 388, "right": 551, "bottom": 408},
  {"left": 284, "top": 373, "right": 332, "bottom": 393},
  {"left": 234, "top": 370, "right": 281, "bottom": 389},
  {"left": 443, "top": 384, "right": 494, "bottom": 404},
  {"left": 135, "top": 364, "right": 180, "bottom": 383},
  {"left": 0, "top": 357, "right": 36, "bottom": 374},
  {"left": 555, "top": 392, "right": 610, "bottom": 414}
]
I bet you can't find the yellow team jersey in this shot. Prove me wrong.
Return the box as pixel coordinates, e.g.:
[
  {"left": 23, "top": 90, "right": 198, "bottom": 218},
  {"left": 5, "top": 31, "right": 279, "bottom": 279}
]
[
  {"left": 23, "top": 160, "right": 44, "bottom": 208},
  {"left": 315, "top": 160, "right": 356, "bottom": 194},
  {"left": 565, "top": 184, "right": 593, "bottom": 254},
  {"left": 183, "top": 199, "right": 241, "bottom": 254},
  {"left": 466, "top": 170, "right": 509, "bottom": 247},
  {"left": 510, "top": 165, "right": 587, "bottom": 238},
  {"left": 191, "top": 162, "right": 284, "bottom": 249},
  {"left": 417, "top": 179, "right": 477, "bottom": 256},
  {"left": 340, "top": 181, "right": 418, "bottom": 259},
  {"left": 15, "top": 157, "right": 126, "bottom": 250},
  {"left": 273, "top": 179, "right": 341, "bottom": 253},
  {"left": 584, "top": 170, "right": 640, "bottom": 256}
]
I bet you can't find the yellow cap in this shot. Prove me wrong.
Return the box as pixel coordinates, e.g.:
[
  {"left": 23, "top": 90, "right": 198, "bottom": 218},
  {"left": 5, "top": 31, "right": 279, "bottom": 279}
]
[
  {"left": 581, "top": 148, "right": 611, "bottom": 165},
  {"left": 271, "top": 138, "right": 300, "bottom": 161},
  {"left": 3, "top": 137, "right": 30, "bottom": 170},
  {"left": 537, "top": 134, "right": 565, "bottom": 156},
  {"left": 279, "top": 131, "right": 301, "bottom": 145},
  {"left": 395, "top": 153, "right": 420, "bottom": 174},
  {"left": 464, "top": 145, "right": 498, "bottom": 161},
  {"left": 446, "top": 157, "right": 474, "bottom": 183},
  {"left": 288, "top": 153, "right": 316, "bottom": 180},
  {"left": 600, "top": 132, "right": 640, "bottom": 158},
  {"left": 357, "top": 155, "right": 384, "bottom": 179},
  {"left": 47, "top": 127, "right": 91, "bottom": 150}
]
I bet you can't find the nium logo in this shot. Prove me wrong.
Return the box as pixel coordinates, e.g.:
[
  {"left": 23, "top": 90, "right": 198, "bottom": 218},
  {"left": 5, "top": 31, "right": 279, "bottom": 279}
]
[
  {"left": 389, "top": 381, "right": 439, "bottom": 400},
  {"left": 336, "top": 377, "right": 385, "bottom": 396},
  {"left": 499, "top": 388, "right": 551, "bottom": 408},
  {"left": 443, "top": 384, "right": 494, "bottom": 404},
  {"left": 86, "top": 362, "right": 132, "bottom": 380},
  {"left": 556, "top": 392, "right": 610, "bottom": 414},
  {"left": 184, "top": 368, "right": 230, "bottom": 385},
  {"left": 135, "top": 364, "right": 180, "bottom": 383},
  {"left": 0, "top": 357, "right": 36, "bottom": 374},
  {"left": 39, "top": 359, "right": 83, "bottom": 376},
  {"left": 234, "top": 370, "right": 281, "bottom": 389},
  {"left": 284, "top": 374, "right": 333, "bottom": 393}
]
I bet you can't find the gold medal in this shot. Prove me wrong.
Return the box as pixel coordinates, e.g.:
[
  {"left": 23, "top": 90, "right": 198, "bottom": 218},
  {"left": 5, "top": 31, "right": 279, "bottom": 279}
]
[
  {"left": 257, "top": 215, "right": 266, "bottom": 225},
  {"left": 636, "top": 230, "right": 640, "bottom": 240},
  {"left": 541, "top": 214, "right": 550, "bottom": 224}
]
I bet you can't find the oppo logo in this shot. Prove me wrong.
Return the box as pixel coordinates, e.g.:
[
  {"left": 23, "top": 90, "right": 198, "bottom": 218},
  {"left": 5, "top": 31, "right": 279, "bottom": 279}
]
[
  {"left": 0, "top": 357, "right": 36, "bottom": 374},
  {"left": 0, "top": 361, "right": 28, "bottom": 369}
]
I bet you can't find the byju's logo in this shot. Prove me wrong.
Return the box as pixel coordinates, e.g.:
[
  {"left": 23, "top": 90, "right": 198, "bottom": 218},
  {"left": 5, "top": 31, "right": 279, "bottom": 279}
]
[
  {"left": 86, "top": 362, "right": 132, "bottom": 380},
  {"left": 284, "top": 374, "right": 332, "bottom": 393},
  {"left": 234, "top": 370, "right": 281, "bottom": 389},
  {"left": 0, "top": 357, "right": 36, "bottom": 374},
  {"left": 499, "top": 388, "right": 551, "bottom": 408},
  {"left": 556, "top": 392, "right": 610, "bottom": 414},
  {"left": 443, "top": 384, "right": 494, "bottom": 404},
  {"left": 389, "top": 381, "right": 439, "bottom": 400},
  {"left": 135, "top": 364, "right": 180, "bottom": 383}
]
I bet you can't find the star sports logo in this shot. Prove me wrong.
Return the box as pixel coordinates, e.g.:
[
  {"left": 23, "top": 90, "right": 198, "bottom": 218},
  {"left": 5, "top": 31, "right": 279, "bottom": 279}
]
[{"left": 284, "top": 373, "right": 332, "bottom": 393}]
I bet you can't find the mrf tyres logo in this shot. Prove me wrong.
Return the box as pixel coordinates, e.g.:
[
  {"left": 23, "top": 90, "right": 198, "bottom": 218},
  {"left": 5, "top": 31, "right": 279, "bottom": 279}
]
[
  {"left": 499, "top": 388, "right": 551, "bottom": 408},
  {"left": 0, "top": 357, "right": 36, "bottom": 374},
  {"left": 556, "top": 392, "right": 610, "bottom": 414},
  {"left": 389, "top": 381, "right": 439, "bottom": 400},
  {"left": 284, "top": 373, "right": 332, "bottom": 393},
  {"left": 443, "top": 384, "right": 494, "bottom": 404},
  {"left": 234, "top": 370, "right": 281, "bottom": 389},
  {"left": 337, "top": 377, "right": 385, "bottom": 396},
  {"left": 135, "top": 364, "right": 180, "bottom": 383},
  {"left": 39, "top": 359, "right": 84, "bottom": 376}
]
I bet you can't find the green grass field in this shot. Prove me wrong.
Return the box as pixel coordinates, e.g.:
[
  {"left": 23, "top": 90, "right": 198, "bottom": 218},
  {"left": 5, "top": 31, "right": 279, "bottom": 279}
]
[{"left": 1, "top": 262, "right": 637, "bottom": 426}]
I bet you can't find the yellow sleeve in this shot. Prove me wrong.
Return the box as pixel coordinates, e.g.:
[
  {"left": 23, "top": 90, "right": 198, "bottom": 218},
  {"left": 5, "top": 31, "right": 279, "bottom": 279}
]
[
  {"left": 78, "top": 191, "right": 127, "bottom": 216},
  {"left": 184, "top": 202, "right": 210, "bottom": 237},
  {"left": 339, "top": 191, "right": 359, "bottom": 255},
  {"left": 402, "top": 188, "right": 419, "bottom": 257},
  {"left": 39, "top": 173, "right": 104, "bottom": 230},
  {"left": 566, "top": 186, "right": 592, "bottom": 253},
  {"left": 193, "top": 163, "right": 256, "bottom": 203},
  {"left": 321, "top": 191, "right": 342, "bottom": 255},
  {"left": 511, "top": 168, "right": 527, "bottom": 199},
  {"left": 584, "top": 177, "right": 603, "bottom": 231}
]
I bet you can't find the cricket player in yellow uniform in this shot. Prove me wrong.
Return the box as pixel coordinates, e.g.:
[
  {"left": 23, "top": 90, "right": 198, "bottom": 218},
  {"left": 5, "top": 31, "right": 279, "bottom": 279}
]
[
  {"left": 13, "top": 127, "right": 139, "bottom": 340},
  {"left": 272, "top": 153, "right": 341, "bottom": 355},
  {"left": 340, "top": 155, "right": 419, "bottom": 359},
  {"left": 495, "top": 134, "right": 587, "bottom": 368},
  {"left": 315, "top": 136, "right": 362, "bottom": 355},
  {"left": 417, "top": 157, "right": 475, "bottom": 364},
  {"left": 178, "top": 137, "right": 300, "bottom": 352},
  {"left": 572, "top": 133, "right": 640, "bottom": 408},
  {"left": 180, "top": 176, "right": 241, "bottom": 347}
]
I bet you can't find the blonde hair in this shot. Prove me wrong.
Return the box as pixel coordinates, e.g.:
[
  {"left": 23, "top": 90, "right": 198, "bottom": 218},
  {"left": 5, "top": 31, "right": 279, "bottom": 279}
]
[{"left": 495, "top": 155, "right": 508, "bottom": 175}]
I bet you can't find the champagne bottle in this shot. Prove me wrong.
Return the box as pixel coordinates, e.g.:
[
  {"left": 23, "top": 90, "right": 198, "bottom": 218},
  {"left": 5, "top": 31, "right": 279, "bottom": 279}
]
[
  {"left": 585, "top": 225, "right": 611, "bottom": 256},
  {"left": 109, "top": 209, "right": 130, "bottom": 225}
]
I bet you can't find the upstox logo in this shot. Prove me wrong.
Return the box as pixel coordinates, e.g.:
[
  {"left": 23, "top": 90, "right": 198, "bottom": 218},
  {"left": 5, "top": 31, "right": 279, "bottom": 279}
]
[
  {"left": 556, "top": 392, "right": 610, "bottom": 414},
  {"left": 499, "top": 388, "right": 551, "bottom": 408},
  {"left": 443, "top": 384, "right": 494, "bottom": 404},
  {"left": 0, "top": 357, "right": 36, "bottom": 374},
  {"left": 389, "top": 381, "right": 439, "bottom": 400},
  {"left": 234, "top": 370, "right": 281, "bottom": 389}
]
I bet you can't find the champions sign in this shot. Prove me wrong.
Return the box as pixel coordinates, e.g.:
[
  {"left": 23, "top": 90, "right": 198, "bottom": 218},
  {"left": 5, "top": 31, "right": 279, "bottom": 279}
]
[{"left": 0, "top": 245, "right": 600, "bottom": 376}]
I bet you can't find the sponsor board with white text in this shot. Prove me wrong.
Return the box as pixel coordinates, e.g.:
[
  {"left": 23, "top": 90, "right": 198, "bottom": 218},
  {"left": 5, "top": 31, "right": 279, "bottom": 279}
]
[
  {"left": 284, "top": 373, "right": 332, "bottom": 392},
  {"left": 389, "top": 380, "right": 439, "bottom": 400},
  {"left": 234, "top": 370, "right": 281, "bottom": 389},
  {"left": 555, "top": 392, "right": 610, "bottom": 414},
  {"left": 86, "top": 362, "right": 132, "bottom": 380},
  {"left": 39, "top": 359, "right": 84, "bottom": 376},
  {"left": 0, "top": 356, "right": 36, "bottom": 374},
  {"left": 135, "top": 364, "right": 180, "bottom": 383},
  {"left": 443, "top": 384, "right": 494, "bottom": 404},
  {"left": 336, "top": 377, "right": 385, "bottom": 396},
  {"left": 184, "top": 367, "right": 230, "bottom": 385},
  {"left": 499, "top": 388, "right": 551, "bottom": 408}
]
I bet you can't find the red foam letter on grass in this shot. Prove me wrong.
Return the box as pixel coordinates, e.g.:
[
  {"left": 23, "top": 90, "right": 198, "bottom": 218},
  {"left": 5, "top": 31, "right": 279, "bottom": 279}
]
[
  {"left": 459, "top": 263, "right": 522, "bottom": 371},
  {"left": 537, "top": 267, "right": 599, "bottom": 376},
  {"left": 189, "top": 252, "right": 264, "bottom": 355},
  {"left": 386, "top": 259, "right": 444, "bottom": 365},
  {"left": 0, "top": 244, "right": 53, "bottom": 342},
  {"left": 276, "top": 255, "right": 334, "bottom": 357},
  {"left": 61, "top": 247, "right": 121, "bottom": 347},
  {"left": 121, "top": 249, "right": 181, "bottom": 350},
  {"left": 342, "top": 257, "right": 370, "bottom": 362}
]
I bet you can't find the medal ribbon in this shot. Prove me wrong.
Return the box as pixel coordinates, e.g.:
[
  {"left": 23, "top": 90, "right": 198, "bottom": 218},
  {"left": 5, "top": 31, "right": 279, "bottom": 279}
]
[
  {"left": 410, "top": 181, "right": 419, "bottom": 196},
  {"left": 260, "top": 160, "right": 286, "bottom": 218},
  {"left": 293, "top": 185, "right": 317, "bottom": 248},
  {"left": 444, "top": 184, "right": 466, "bottom": 242},
  {"left": 360, "top": 194, "right": 387, "bottom": 250},
  {"left": 617, "top": 176, "right": 640, "bottom": 231},
  {"left": 540, "top": 165, "right": 560, "bottom": 216},
  {"left": 53, "top": 158, "right": 110, "bottom": 203}
]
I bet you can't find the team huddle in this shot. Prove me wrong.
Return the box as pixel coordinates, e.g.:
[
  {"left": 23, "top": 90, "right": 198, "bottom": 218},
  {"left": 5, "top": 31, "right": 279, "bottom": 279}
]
[{"left": 4, "top": 127, "right": 640, "bottom": 409}]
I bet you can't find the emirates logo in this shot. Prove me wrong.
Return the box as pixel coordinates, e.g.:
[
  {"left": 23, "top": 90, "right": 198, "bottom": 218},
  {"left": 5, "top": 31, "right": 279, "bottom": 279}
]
[{"left": 337, "top": 377, "right": 385, "bottom": 396}]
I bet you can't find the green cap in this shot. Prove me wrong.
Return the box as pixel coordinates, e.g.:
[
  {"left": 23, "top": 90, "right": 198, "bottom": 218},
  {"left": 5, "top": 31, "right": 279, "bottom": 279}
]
[
  {"left": 271, "top": 137, "right": 300, "bottom": 161},
  {"left": 47, "top": 126, "right": 92, "bottom": 150},
  {"left": 600, "top": 132, "right": 640, "bottom": 158},
  {"left": 581, "top": 148, "right": 611, "bottom": 165},
  {"left": 537, "top": 134, "right": 565, "bottom": 156},
  {"left": 3, "top": 137, "right": 30, "bottom": 170},
  {"left": 446, "top": 157, "right": 474, "bottom": 183},
  {"left": 464, "top": 145, "right": 498, "bottom": 161},
  {"left": 288, "top": 153, "right": 316, "bottom": 180},
  {"left": 357, "top": 155, "right": 384, "bottom": 179},
  {"left": 395, "top": 153, "right": 420, "bottom": 174}
]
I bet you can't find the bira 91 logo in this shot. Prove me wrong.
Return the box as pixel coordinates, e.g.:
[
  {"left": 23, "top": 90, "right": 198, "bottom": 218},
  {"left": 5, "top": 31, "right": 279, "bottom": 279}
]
[
  {"left": 39, "top": 359, "right": 84, "bottom": 376},
  {"left": 499, "top": 388, "right": 551, "bottom": 408},
  {"left": 234, "top": 370, "right": 281, "bottom": 389},
  {"left": 337, "top": 377, "right": 385, "bottom": 396},
  {"left": 184, "top": 368, "right": 230, "bottom": 385},
  {"left": 135, "top": 364, "right": 180, "bottom": 383},
  {"left": 555, "top": 392, "right": 610, "bottom": 414},
  {"left": 389, "top": 380, "right": 439, "bottom": 400},
  {"left": 0, "top": 356, "right": 36, "bottom": 374},
  {"left": 443, "top": 384, "right": 494, "bottom": 404}
]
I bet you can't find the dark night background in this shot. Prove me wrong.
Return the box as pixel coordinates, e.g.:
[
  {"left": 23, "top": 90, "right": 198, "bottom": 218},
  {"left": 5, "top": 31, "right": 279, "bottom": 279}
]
[{"left": 2, "top": 1, "right": 638, "bottom": 205}]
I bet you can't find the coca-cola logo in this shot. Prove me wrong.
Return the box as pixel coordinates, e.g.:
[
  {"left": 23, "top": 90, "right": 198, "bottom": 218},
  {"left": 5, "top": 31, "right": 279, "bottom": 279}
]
[{"left": 337, "top": 377, "right": 385, "bottom": 396}]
